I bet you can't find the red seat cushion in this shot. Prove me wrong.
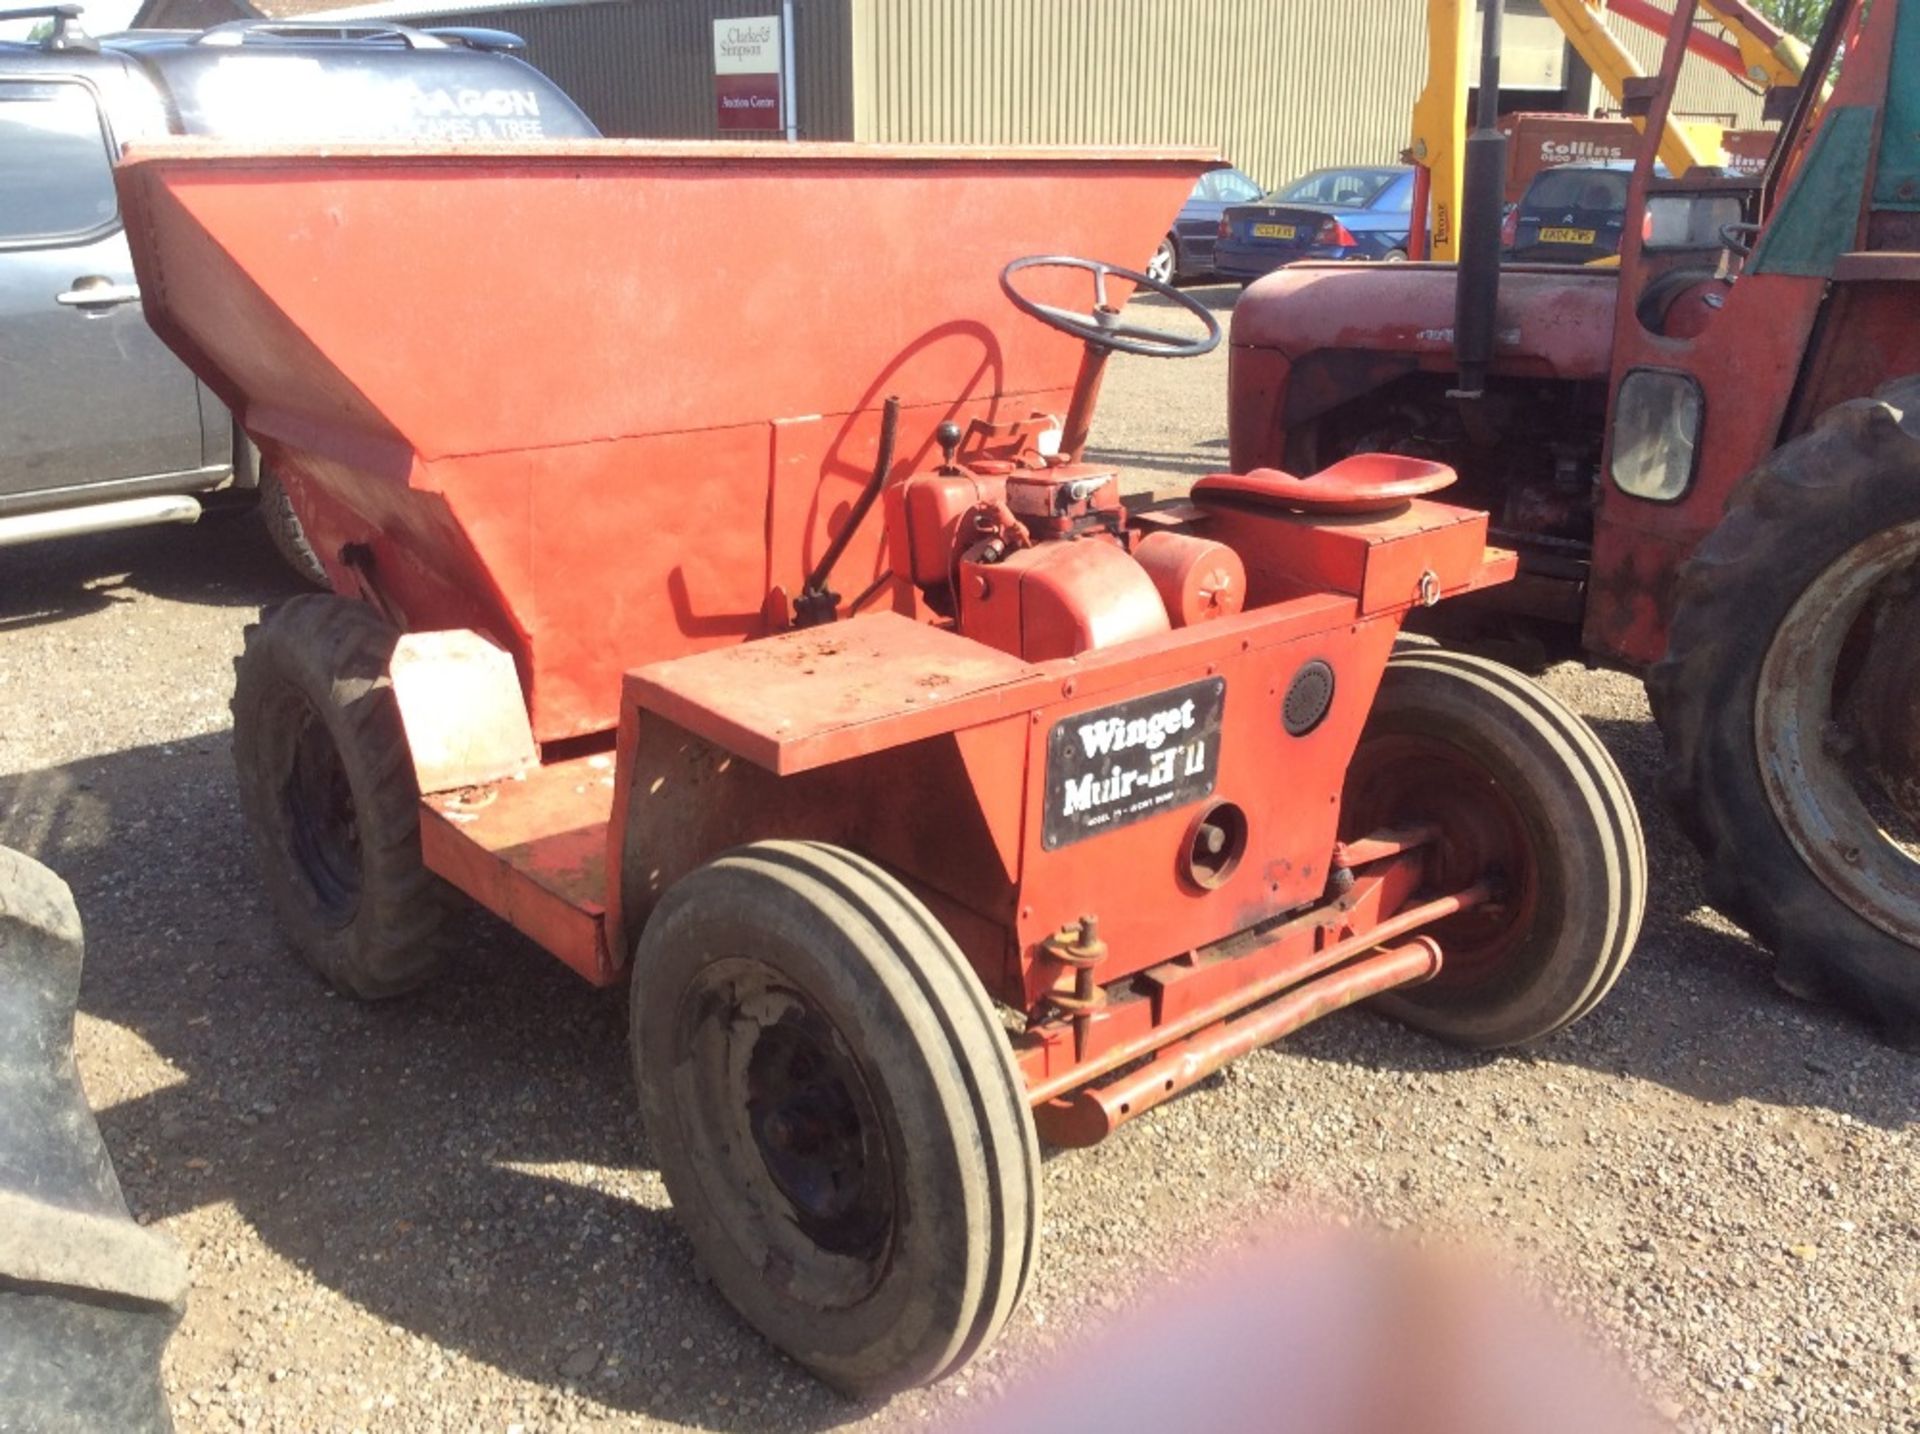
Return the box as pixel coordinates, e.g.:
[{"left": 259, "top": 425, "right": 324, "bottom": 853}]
[{"left": 1193, "top": 454, "right": 1457, "bottom": 515}]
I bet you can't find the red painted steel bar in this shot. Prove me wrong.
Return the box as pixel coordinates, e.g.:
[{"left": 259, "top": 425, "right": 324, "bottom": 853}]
[
  {"left": 1605, "top": 0, "right": 1750, "bottom": 75},
  {"left": 1023, "top": 881, "right": 1492, "bottom": 1106},
  {"left": 1041, "top": 937, "right": 1444, "bottom": 1145},
  {"left": 1331, "top": 823, "right": 1441, "bottom": 870},
  {"left": 1409, "top": 164, "right": 1433, "bottom": 261}
]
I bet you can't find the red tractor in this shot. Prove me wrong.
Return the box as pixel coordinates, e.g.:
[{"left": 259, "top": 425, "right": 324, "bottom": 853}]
[
  {"left": 1231, "top": 0, "right": 1920, "bottom": 1044},
  {"left": 118, "top": 143, "right": 1642, "bottom": 1391}
]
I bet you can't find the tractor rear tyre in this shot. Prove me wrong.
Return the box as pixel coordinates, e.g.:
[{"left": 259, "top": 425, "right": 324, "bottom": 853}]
[
  {"left": 630, "top": 841, "right": 1039, "bottom": 1396},
  {"left": 231, "top": 595, "right": 450, "bottom": 999},
  {"left": 1650, "top": 376, "right": 1920, "bottom": 1048},
  {"left": 1342, "top": 649, "right": 1646, "bottom": 1047}
]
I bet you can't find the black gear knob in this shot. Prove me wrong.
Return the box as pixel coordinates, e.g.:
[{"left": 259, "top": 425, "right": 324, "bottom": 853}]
[{"left": 936, "top": 420, "right": 963, "bottom": 471}]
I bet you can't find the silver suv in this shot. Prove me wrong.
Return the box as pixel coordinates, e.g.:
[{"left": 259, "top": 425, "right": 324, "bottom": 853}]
[{"left": 0, "top": 6, "right": 598, "bottom": 581}]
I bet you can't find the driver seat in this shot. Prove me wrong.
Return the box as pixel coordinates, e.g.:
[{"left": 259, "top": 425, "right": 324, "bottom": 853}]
[{"left": 1193, "top": 454, "right": 1457, "bottom": 516}]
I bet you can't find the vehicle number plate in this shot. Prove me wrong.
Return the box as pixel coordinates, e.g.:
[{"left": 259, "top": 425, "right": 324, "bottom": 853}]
[
  {"left": 1539, "top": 226, "right": 1597, "bottom": 244},
  {"left": 1042, "top": 678, "right": 1226, "bottom": 850},
  {"left": 1252, "top": 222, "right": 1296, "bottom": 239}
]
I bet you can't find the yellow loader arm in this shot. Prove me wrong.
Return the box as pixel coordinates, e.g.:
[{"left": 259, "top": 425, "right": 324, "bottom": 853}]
[{"left": 1411, "top": 0, "right": 1809, "bottom": 261}]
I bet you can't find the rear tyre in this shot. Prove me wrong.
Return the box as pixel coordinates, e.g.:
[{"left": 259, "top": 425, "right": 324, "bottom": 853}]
[
  {"left": 1146, "top": 236, "right": 1177, "bottom": 286},
  {"left": 630, "top": 841, "right": 1039, "bottom": 1396},
  {"left": 1380, "top": 248, "right": 1409, "bottom": 263},
  {"left": 1650, "top": 377, "right": 1920, "bottom": 1048},
  {"left": 1342, "top": 649, "right": 1645, "bottom": 1046},
  {"left": 258, "top": 464, "right": 329, "bottom": 590},
  {"left": 231, "top": 595, "right": 450, "bottom": 998}
]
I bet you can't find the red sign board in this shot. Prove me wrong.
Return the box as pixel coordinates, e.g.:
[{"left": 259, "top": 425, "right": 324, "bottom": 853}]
[{"left": 716, "top": 72, "right": 781, "bottom": 131}]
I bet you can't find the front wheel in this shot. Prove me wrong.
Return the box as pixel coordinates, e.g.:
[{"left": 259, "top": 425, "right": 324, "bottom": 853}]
[
  {"left": 1380, "top": 248, "right": 1409, "bottom": 263},
  {"left": 630, "top": 841, "right": 1039, "bottom": 1396},
  {"left": 1342, "top": 649, "right": 1646, "bottom": 1047},
  {"left": 1651, "top": 377, "right": 1920, "bottom": 1047}
]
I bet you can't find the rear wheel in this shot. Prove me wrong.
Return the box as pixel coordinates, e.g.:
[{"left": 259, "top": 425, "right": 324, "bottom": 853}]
[
  {"left": 1651, "top": 377, "right": 1920, "bottom": 1047},
  {"left": 231, "top": 595, "right": 449, "bottom": 998},
  {"left": 1342, "top": 649, "right": 1645, "bottom": 1046},
  {"left": 630, "top": 841, "right": 1039, "bottom": 1396}
]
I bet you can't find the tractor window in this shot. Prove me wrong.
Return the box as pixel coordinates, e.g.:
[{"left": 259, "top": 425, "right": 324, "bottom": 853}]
[
  {"left": 1610, "top": 368, "right": 1703, "bottom": 502},
  {"left": 1645, "top": 191, "right": 1746, "bottom": 249}
]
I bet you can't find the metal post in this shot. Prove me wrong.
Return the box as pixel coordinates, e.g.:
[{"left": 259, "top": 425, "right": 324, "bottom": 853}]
[
  {"left": 1451, "top": 0, "right": 1507, "bottom": 399},
  {"left": 780, "top": 0, "right": 797, "bottom": 141}
]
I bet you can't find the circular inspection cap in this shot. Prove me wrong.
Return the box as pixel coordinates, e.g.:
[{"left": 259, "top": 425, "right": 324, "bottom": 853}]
[{"left": 1283, "top": 660, "right": 1336, "bottom": 736}]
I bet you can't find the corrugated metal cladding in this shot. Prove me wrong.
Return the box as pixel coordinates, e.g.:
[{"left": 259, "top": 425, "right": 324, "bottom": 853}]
[{"left": 849, "top": 0, "right": 1435, "bottom": 186}]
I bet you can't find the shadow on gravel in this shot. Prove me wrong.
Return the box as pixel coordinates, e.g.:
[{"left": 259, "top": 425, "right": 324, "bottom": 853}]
[
  {"left": 1087, "top": 445, "right": 1222, "bottom": 481},
  {"left": 0, "top": 738, "right": 862, "bottom": 1430},
  {"left": 2, "top": 706, "right": 1912, "bottom": 1425},
  {"left": 1283, "top": 708, "right": 1918, "bottom": 1129},
  {"left": 1130, "top": 282, "right": 1242, "bottom": 315},
  {"left": 0, "top": 512, "right": 304, "bottom": 634}
]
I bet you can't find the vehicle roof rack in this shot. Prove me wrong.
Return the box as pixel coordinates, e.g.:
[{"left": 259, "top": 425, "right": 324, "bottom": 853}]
[
  {"left": 193, "top": 18, "right": 446, "bottom": 48},
  {"left": 0, "top": 3, "right": 98, "bottom": 52},
  {"left": 422, "top": 26, "right": 524, "bottom": 54}
]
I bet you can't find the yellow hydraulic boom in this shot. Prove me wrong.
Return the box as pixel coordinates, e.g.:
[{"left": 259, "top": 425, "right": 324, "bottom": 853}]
[{"left": 1411, "top": 0, "right": 1808, "bottom": 260}]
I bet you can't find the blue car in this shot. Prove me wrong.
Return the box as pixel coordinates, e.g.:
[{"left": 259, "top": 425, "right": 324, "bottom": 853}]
[
  {"left": 1145, "top": 165, "right": 1265, "bottom": 283},
  {"left": 1214, "top": 165, "right": 1416, "bottom": 281}
]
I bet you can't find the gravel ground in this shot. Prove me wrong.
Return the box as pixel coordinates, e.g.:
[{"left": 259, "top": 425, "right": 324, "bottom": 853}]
[{"left": 1, "top": 284, "right": 1915, "bottom": 1433}]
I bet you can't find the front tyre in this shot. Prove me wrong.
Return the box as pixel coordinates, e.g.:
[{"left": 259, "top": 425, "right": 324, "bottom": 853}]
[
  {"left": 1651, "top": 377, "right": 1920, "bottom": 1047},
  {"left": 1342, "top": 650, "right": 1646, "bottom": 1047},
  {"left": 630, "top": 841, "right": 1039, "bottom": 1396}
]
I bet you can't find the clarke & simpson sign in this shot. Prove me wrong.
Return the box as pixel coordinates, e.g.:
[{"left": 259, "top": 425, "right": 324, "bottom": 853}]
[{"left": 713, "top": 16, "right": 782, "bottom": 131}]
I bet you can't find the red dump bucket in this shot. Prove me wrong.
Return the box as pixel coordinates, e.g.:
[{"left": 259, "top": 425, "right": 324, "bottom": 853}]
[{"left": 117, "top": 140, "right": 1212, "bottom": 741}]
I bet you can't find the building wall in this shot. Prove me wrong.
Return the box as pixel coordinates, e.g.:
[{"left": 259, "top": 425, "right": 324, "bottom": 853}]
[
  {"left": 324, "top": 0, "right": 1764, "bottom": 175},
  {"left": 848, "top": 0, "right": 1435, "bottom": 186}
]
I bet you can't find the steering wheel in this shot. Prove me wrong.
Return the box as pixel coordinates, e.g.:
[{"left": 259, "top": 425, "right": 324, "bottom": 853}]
[
  {"left": 1719, "top": 220, "right": 1763, "bottom": 257},
  {"left": 999, "top": 254, "right": 1221, "bottom": 359}
]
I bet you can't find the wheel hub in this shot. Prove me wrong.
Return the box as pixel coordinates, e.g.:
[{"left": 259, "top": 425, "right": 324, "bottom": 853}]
[
  {"left": 677, "top": 962, "right": 896, "bottom": 1307},
  {"left": 1755, "top": 518, "right": 1920, "bottom": 947},
  {"left": 744, "top": 1020, "right": 885, "bottom": 1254},
  {"left": 1341, "top": 731, "right": 1539, "bottom": 986},
  {"left": 285, "top": 704, "right": 361, "bottom": 926}
]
